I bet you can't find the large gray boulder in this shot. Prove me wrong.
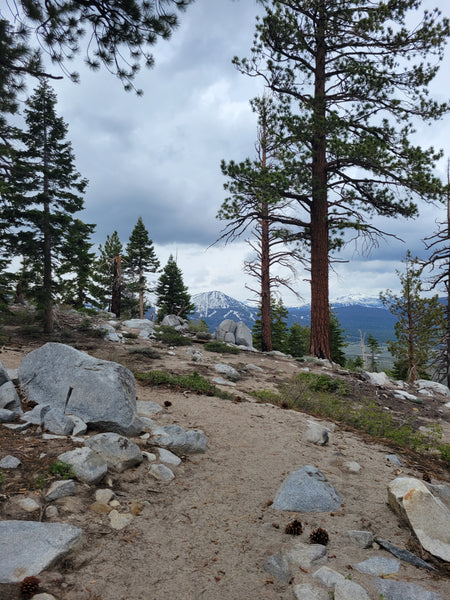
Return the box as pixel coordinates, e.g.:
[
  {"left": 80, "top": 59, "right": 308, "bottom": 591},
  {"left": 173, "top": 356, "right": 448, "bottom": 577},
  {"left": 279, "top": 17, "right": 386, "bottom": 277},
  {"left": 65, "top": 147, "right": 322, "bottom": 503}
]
[
  {"left": 388, "top": 476, "right": 450, "bottom": 562},
  {"left": 234, "top": 321, "right": 253, "bottom": 347},
  {"left": 214, "top": 319, "right": 253, "bottom": 349},
  {"left": 272, "top": 465, "right": 343, "bottom": 512},
  {"left": 0, "top": 520, "right": 82, "bottom": 582},
  {"left": 18, "top": 343, "right": 143, "bottom": 436}
]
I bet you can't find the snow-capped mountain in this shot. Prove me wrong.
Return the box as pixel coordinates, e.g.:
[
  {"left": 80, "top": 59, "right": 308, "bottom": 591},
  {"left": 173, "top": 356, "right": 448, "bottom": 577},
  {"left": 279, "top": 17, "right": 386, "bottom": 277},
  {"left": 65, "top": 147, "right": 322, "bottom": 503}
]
[
  {"left": 191, "top": 290, "right": 396, "bottom": 342},
  {"left": 191, "top": 291, "right": 258, "bottom": 330},
  {"left": 331, "top": 294, "right": 384, "bottom": 309}
]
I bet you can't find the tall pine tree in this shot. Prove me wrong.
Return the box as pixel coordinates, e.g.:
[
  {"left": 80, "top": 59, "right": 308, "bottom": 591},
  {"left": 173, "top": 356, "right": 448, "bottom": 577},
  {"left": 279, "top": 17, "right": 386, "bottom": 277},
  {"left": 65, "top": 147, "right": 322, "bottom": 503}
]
[
  {"left": 7, "top": 80, "right": 87, "bottom": 332},
  {"left": 155, "top": 254, "right": 194, "bottom": 321},
  {"left": 90, "top": 231, "right": 123, "bottom": 314},
  {"left": 234, "top": 0, "right": 449, "bottom": 360},
  {"left": 124, "top": 217, "right": 160, "bottom": 319}
]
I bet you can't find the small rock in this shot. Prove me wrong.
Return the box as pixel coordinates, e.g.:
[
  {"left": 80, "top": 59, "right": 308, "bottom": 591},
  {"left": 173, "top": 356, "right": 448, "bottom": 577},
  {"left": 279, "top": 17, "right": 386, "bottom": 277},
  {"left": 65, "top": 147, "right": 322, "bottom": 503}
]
[
  {"left": 30, "top": 594, "right": 58, "bottom": 600},
  {"left": 346, "top": 530, "right": 373, "bottom": 549},
  {"left": 293, "top": 583, "right": 329, "bottom": 600},
  {"left": 286, "top": 542, "right": 327, "bottom": 569},
  {"left": 142, "top": 451, "right": 157, "bottom": 462},
  {"left": 58, "top": 447, "right": 107, "bottom": 484},
  {"left": 136, "top": 401, "right": 163, "bottom": 417},
  {"left": 45, "top": 480, "right": 76, "bottom": 501},
  {"left": 354, "top": 556, "right": 399, "bottom": 576},
  {"left": 85, "top": 432, "right": 143, "bottom": 472},
  {"left": 95, "top": 489, "right": 115, "bottom": 504},
  {"left": 109, "top": 499, "right": 120, "bottom": 508},
  {"left": 263, "top": 551, "right": 291, "bottom": 583},
  {"left": 158, "top": 448, "right": 182, "bottom": 466},
  {"left": 375, "top": 577, "right": 442, "bottom": 600},
  {"left": 0, "top": 409, "right": 15, "bottom": 423},
  {"left": 149, "top": 464, "right": 174, "bottom": 481},
  {"left": 212, "top": 377, "right": 236, "bottom": 387},
  {"left": 312, "top": 566, "right": 346, "bottom": 588},
  {"left": 16, "top": 497, "right": 40, "bottom": 513},
  {"left": 89, "top": 502, "right": 113, "bottom": 515},
  {"left": 0, "top": 455, "right": 21, "bottom": 469},
  {"left": 343, "top": 461, "right": 361, "bottom": 473},
  {"left": 272, "top": 465, "right": 343, "bottom": 512},
  {"left": 45, "top": 506, "right": 59, "bottom": 519},
  {"left": 334, "top": 579, "right": 370, "bottom": 600},
  {"left": 109, "top": 510, "right": 134, "bottom": 530},
  {"left": 305, "top": 421, "right": 329, "bottom": 446},
  {"left": 214, "top": 363, "right": 240, "bottom": 381},
  {"left": 386, "top": 454, "right": 402, "bottom": 466}
]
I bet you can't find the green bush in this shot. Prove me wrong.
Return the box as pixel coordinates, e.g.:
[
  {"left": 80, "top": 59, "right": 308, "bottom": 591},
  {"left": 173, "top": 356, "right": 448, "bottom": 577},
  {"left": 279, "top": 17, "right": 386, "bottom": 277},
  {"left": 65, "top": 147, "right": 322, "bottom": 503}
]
[
  {"left": 128, "top": 347, "right": 161, "bottom": 359},
  {"left": 136, "top": 369, "right": 232, "bottom": 399},
  {"left": 204, "top": 341, "right": 240, "bottom": 354},
  {"left": 154, "top": 325, "right": 191, "bottom": 346},
  {"left": 49, "top": 461, "right": 75, "bottom": 479}
]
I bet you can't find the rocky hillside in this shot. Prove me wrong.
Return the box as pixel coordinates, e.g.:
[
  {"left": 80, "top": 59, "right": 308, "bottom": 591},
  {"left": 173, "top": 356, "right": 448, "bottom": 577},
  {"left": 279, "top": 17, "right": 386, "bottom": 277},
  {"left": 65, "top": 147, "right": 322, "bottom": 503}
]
[{"left": 0, "top": 307, "right": 449, "bottom": 600}]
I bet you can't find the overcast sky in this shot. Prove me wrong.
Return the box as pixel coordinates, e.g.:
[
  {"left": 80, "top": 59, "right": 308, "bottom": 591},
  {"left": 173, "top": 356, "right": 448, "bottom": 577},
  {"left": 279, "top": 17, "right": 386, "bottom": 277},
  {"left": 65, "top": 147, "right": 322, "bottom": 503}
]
[{"left": 14, "top": 0, "right": 450, "bottom": 305}]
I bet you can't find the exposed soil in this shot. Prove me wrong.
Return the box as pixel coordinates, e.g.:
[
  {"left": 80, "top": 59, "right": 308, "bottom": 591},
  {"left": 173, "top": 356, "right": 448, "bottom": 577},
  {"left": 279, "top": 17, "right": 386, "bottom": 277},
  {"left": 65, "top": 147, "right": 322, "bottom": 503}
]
[{"left": 1, "top": 318, "right": 450, "bottom": 599}]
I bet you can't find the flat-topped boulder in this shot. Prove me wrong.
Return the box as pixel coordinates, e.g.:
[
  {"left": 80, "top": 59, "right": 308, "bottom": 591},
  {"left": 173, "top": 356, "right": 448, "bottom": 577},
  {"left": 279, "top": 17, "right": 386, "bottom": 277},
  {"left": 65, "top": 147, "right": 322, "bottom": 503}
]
[
  {"left": 19, "top": 343, "right": 143, "bottom": 436},
  {"left": 0, "top": 520, "right": 82, "bottom": 583}
]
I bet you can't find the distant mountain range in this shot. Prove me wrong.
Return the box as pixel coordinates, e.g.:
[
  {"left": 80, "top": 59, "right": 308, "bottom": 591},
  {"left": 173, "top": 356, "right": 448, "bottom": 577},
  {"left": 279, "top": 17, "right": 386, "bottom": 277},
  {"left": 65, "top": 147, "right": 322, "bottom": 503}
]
[{"left": 191, "top": 290, "right": 397, "bottom": 343}]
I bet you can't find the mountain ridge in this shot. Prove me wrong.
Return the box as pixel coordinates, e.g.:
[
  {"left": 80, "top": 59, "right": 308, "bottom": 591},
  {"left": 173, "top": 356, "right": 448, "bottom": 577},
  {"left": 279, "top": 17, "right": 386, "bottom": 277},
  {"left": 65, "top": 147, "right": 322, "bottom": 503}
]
[{"left": 191, "top": 290, "right": 395, "bottom": 342}]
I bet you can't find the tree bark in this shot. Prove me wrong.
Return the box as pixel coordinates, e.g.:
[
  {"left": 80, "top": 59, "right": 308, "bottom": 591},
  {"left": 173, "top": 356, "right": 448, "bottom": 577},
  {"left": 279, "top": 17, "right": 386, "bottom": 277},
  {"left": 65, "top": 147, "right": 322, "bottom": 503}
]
[
  {"left": 309, "top": 2, "right": 330, "bottom": 359},
  {"left": 111, "top": 256, "right": 121, "bottom": 317},
  {"left": 260, "top": 117, "right": 272, "bottom": 352},
  {"left": 139, "top": 268, "right": 144, "bottom": 319},
  {"left": 42, "top": 99, "right": 53, "bottom": 334}
]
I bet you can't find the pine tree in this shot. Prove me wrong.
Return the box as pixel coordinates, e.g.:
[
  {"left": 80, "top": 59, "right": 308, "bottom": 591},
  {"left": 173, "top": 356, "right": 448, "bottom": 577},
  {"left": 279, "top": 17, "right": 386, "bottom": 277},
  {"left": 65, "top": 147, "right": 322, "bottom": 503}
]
[
  {"left": 219, "top": 96, "right": 303, "bottom": 351},
  {"left": 234, "top": 0, "right": 449, "bottom": 360},
  {"left": 253, "top": 296, "right": 289, "bottom": 352},
  {"left": 155, "top": 254, "right": 194, "bottom": 321},
  {"left": 330, "top": 310, "right": 347, "bottom": 367},
  {"left": 7, "top": 80, "right": 87, "bottom": 332},
  {"left": 124, "top": 217, "right": 160, "bottom": 319},
  {"left": 90, "top": 231, "right": 123, "bottom": 314},
  {"left": 286, "top": 322, "right": 310, "bottom": 358},
  {"left": 423, "top": 160, "right": 450, "bottom": 386},
  {"left": 380, "top": 252, "right": 445, "bottom": 383},
  {"left": 367, "top": 334, "right": 381, "bottom": 372},
  {"left": 1, "top": 1, "right": 193, "bottom": 92},
  {"left": 57, "top": 219, "right": 96, "bottom": 309}
]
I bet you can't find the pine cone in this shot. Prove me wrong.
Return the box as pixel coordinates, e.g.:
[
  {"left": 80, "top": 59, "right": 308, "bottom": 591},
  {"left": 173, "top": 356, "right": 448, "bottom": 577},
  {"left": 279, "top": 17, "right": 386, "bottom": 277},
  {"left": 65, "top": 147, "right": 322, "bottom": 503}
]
[
  {"left": 285, "top": 519, "right": 303, "bottom": 536},
  {"left": 20, "top": 576, "right": 40, "bottom": 597},
  {"left": 309, "top": 527, "right": 329, "bottom": 545}
]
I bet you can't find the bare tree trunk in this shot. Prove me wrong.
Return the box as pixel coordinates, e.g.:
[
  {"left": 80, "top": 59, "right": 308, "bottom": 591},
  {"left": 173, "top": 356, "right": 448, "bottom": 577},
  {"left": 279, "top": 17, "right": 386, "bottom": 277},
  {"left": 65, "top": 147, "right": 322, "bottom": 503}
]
[
  {"left": 309, "top": 2, "right": 330, "bottom": 359},
  {"left": 111, "top": 256, "right": 121, "bottom": 317},
  {"left": 139, "top": 268, "right": 144, "bottom": 319},
  {"left": 260, "top": 116, "right": 272, "bottom": 352},
  {"left": 446, "top": 171, "right": 450, "bottom": 387},
  {"left": 42, "top": 102, "right": 53, "bottom": 334}
]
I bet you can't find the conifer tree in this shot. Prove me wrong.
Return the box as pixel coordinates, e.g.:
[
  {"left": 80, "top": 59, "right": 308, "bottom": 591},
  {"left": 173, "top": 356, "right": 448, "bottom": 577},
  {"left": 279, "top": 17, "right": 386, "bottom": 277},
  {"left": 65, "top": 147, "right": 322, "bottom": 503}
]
[
  {"left": 380, "top": 252, "right": 445, "bottom": 383},
  {"left": 253, "top": 296, "right": 288, "bottom": 352},
  {"left": 234, "top": 0, "right": 449, "bottom": 360},
  {"left": 367, "top": 334, "right": 381, "bottom": 372},
  {"left": 219, "top": 96, "right": 303, "bottom": 351},
  {"left": 58, "top": 219, "right": 96, "bottom": 309},
  {"left": 124, "top": 217, "right": 160, "bottom": 319},
  {"left": 330, "top": 310, "right": 347, "bottom": 367},
  {"left": 1, "top": 1, "right": 193, "bottom": 92},
  {"left": 7, "top": 80, "right": 87, "bottom": 332},
  {"left": 286, "top": 322, "right": 310, "bottom": 358},
  {"left": 91, "top": 231, "right": 123, "bottom": 314},
  {"left": 155, "top": 254, "right": 194, "bottom": 321}
]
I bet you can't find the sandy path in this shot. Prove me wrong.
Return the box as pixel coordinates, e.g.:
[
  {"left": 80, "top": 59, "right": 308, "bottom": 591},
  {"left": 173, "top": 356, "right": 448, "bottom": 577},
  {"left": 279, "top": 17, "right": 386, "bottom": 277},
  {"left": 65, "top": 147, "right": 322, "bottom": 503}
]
[{"left": 54, "top": 386, "right": 447, "bottom": 600}]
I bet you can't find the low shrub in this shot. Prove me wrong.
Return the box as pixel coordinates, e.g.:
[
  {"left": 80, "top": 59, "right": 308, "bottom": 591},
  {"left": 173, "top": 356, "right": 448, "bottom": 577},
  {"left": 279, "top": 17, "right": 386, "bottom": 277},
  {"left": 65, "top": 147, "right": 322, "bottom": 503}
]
[
  {"left": 154, "top": 325, "right": 191, "bottom": 346},
  {"left": 136, "top": 369, "right": 232, "bottom": 399},
  {"left": 128, "top": 347, "right": 161, "bottom": 359},
  {"left": 204, "top": 341, "right": 240, "bottom": 354}
]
